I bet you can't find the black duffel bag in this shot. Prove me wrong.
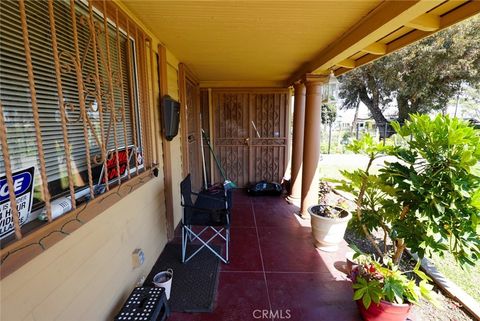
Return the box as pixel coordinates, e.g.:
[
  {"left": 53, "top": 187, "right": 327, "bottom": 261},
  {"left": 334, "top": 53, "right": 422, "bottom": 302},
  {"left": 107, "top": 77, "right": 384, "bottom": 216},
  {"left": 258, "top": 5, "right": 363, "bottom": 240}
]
[{"left": 247, "top": 181, "right": 282, "bottom": 196}]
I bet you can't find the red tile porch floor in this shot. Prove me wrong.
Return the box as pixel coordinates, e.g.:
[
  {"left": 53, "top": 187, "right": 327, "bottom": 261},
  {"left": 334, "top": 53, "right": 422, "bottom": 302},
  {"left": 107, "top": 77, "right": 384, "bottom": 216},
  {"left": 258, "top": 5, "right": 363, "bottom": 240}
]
[{"left": 170, "top": 190, "right": 361, "bottom": 321}]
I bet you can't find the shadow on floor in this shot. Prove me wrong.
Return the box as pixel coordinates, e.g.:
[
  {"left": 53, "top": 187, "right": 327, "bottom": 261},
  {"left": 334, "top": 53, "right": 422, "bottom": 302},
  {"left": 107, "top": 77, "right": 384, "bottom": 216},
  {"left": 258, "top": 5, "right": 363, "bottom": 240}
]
[{"left": 166, "top": 189, "right": 361, "bottom": 321}]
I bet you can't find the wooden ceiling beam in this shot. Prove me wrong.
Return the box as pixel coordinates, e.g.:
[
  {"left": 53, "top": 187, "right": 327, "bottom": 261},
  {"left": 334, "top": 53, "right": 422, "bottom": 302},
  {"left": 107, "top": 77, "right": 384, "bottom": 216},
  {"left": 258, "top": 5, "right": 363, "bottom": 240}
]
[
  {"left": 406, "top": 13, "right": 441, "bottom": 31},
  {"left": 336, "top": 59, "right": 356, "bottom": 69},
  {"left": 333, "top": 1, "right": 480, "bottom": 78},
  {"left": 362, "top": 42, "right": 387, "bottom": 55},
  {"left": 286, "top": 0, "right": 443, "bottom": 85}
]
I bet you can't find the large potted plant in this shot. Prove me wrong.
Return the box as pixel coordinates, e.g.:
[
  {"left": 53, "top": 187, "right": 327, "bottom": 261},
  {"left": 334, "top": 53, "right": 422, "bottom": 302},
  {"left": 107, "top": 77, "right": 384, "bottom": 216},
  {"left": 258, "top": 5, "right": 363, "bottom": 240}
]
[
  {"left": 309, "top": 188, "right": 352, "bottom": 251},
  {"left": 334, "top": 115, "right": 480, "bottom": 266},
  {"left": 351, "top": 256, "right": 438, "bottom": 321},
  {"left": 309, "top": 204, "right": 351, "bottom": 251}
]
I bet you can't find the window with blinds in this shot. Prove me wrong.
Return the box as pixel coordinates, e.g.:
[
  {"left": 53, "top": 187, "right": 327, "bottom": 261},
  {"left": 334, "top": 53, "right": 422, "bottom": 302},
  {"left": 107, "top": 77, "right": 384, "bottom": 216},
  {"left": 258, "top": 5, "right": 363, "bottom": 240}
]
[{"left": 0, "top": 0, "right": 144, "bottom": 237}]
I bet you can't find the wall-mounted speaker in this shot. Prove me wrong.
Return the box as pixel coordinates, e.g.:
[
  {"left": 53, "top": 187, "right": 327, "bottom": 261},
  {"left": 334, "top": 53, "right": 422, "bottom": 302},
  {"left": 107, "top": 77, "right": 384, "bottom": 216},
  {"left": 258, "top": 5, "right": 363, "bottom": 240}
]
[{"left": 161, "top": 95, "right": 180, "bottom": 141}]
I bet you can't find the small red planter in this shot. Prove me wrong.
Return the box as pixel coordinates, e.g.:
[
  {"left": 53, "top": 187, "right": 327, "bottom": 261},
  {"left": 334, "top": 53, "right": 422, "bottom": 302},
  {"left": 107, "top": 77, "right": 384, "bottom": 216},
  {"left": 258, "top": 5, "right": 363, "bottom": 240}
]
[{"left": 356, "top": 300, "right": 411, "bottom": 321}]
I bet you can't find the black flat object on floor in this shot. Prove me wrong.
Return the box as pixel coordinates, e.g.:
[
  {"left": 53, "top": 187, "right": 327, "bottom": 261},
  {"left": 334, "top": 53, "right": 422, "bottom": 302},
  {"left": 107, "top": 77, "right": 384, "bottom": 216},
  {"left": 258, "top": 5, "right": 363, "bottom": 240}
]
[
  {"left": 247, "top": 181, "right": 282, "bottom": 196},
  {"left": 145, "top": 243, "right": 220, "bottom": 313}
]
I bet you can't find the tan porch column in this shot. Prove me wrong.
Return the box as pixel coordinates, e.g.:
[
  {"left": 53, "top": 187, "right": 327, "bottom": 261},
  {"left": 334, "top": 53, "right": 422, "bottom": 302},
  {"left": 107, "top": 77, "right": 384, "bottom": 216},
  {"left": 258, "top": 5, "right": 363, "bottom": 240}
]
[
  {"left": 287, "top": 82, "right": 306, "bottom": 206},
  {"left": 300, "top": 75, "right": 325, "bottom": 218}
]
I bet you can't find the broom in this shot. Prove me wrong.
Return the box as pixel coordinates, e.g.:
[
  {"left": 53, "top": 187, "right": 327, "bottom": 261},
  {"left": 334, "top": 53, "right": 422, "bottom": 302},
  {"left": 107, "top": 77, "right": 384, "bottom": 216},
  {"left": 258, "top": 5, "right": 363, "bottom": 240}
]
[{"left": 201, "top": 129, "right": 237, "bottom": 189}]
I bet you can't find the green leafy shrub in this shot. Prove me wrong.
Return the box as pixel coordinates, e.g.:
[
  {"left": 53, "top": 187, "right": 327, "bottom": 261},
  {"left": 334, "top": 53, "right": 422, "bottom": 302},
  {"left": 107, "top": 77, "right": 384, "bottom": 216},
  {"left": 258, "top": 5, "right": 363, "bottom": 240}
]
[{"left": 334, "top": 114, "right": 480, "bottom": 266}]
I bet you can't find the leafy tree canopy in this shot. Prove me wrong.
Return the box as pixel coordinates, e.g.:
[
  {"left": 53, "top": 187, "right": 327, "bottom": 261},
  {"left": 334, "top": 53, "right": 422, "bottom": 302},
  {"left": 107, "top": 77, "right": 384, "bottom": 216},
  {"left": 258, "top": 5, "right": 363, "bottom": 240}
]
[
  {"left": 339, "top": 15, "right": 480, "bottom": 125},
  {"left": 321, "top": 103, "right": 337, "bottom": 124}
]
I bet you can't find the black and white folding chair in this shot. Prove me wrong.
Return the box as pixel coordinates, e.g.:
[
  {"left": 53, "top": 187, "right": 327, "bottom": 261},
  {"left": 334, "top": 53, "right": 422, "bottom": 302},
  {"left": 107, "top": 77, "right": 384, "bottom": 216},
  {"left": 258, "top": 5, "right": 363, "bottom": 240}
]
[{"left": 180, "top": 174, "right": 231, "bottom": 264}]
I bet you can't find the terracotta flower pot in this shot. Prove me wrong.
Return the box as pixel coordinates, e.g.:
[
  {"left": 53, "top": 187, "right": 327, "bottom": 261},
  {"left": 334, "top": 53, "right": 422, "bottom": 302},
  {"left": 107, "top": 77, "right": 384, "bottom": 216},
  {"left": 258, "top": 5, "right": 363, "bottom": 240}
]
[
  {"left": 356, "top": 300, "right": 412, "bottom": 321},
  {"left": 308, "top": 205, "right": 352, "bottom": 252}
]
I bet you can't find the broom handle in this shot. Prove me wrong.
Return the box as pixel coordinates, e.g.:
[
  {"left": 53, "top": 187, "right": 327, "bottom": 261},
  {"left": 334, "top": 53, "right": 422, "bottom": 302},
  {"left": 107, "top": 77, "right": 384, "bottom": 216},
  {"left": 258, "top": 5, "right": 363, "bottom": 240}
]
[
  {"left": 199, "top": 116, "right": 208, "bottom": 189},
  {"left": 201, "top": 129, "right": 227, "bottom": 181}
]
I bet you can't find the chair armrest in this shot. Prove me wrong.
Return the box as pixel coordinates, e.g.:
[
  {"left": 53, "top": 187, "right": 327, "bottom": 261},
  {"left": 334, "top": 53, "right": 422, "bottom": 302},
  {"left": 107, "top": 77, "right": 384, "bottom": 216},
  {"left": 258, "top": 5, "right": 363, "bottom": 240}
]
[
  {"left": 182, "top": 204, "right": 227, "bottom": 214},
  {"left": 199, "top": 191, "right": 227, "bottom": 199},
  {"left": 191, "top": 190, "right": 227, "bottom": 201},
  {"left": 197, "top": 193, "right": 227, "bottom": 202}
]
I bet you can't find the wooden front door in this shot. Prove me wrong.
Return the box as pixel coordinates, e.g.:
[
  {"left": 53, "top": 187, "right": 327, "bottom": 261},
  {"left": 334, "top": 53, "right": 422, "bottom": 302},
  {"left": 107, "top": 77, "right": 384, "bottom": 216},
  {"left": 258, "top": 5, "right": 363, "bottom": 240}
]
[
  {"left": 212, "top": 91, "right": 250, "bottom": 187},
  {"left": 249, "top": 92, "right": 290, "bottom": 185},
  {"left": 180, "top": 63, "right": 202, "bottom": 192},
  {"left": 211, "top": 89, "right": 290, "bottom": 187}
]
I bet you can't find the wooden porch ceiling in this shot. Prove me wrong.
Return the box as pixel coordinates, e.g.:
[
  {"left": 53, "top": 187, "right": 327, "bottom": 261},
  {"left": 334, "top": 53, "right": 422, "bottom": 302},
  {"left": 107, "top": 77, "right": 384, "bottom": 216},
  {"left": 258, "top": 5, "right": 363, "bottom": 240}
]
[{"left": 121, "top": 0, "right": 480, "bottom": 87}]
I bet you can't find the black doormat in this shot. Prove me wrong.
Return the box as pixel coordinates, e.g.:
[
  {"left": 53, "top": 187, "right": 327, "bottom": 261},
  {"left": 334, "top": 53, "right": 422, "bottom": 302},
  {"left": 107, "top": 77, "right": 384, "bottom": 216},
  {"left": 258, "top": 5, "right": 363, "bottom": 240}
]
[{"left": 145, "top": 243, "right": 220, "bottom": 313}]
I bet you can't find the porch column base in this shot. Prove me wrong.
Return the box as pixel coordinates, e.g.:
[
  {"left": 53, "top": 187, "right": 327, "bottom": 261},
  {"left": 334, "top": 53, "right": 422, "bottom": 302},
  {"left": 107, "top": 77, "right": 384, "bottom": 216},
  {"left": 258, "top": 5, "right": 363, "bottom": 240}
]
[
  {"left": 286, "top": 195, "right": 301, "bottom": 207},
  {"left": 298, "top": 211, "right": 310, "bottom": 220}
]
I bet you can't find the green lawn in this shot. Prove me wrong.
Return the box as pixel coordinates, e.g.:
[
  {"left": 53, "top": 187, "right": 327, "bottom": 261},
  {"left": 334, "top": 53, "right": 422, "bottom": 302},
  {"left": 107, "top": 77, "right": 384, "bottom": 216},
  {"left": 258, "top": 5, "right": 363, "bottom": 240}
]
[
  {"left": 429, "top": 251, "right": 480, "bottom": 302},
  {"left": 318, "top": 154, "right": 390, "bottom": 180}
]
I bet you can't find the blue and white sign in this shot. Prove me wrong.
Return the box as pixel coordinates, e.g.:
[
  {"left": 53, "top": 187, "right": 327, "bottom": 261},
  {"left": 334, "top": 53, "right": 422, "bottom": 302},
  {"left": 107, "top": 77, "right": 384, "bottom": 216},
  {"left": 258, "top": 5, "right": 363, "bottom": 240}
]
[{"left": 0, "top": 166, "right": 35, "bottom": 239}]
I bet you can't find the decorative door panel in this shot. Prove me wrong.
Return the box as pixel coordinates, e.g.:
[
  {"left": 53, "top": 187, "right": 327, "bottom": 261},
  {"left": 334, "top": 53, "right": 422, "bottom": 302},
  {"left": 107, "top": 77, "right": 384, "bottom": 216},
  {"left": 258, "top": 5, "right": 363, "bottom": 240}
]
[
  {"left": 249, "top": 92, "right": 289, "bottom": 184},
  {"left": 185, "top": 78, "right": 202, "bottom": 191},
  {"left": 212, "top": 92, "right": 250, "bottom": 187},
  {"left": 211, "top": 89, "right": 289, "bottom": 187}
]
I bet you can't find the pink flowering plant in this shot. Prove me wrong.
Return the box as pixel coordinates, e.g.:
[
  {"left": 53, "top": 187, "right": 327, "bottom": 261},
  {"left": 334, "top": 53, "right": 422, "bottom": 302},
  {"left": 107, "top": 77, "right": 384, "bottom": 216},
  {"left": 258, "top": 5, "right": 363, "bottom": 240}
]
[{"left": 351, "top": 256, "right": 439, "bottom": 309}]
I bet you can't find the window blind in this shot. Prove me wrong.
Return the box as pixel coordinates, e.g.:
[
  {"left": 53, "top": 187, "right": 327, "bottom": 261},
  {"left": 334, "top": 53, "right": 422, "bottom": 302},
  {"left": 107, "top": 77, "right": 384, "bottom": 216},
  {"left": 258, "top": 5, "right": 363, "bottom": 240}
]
[{"left": 0, "top": 0, "right": 139, "bottom": 203}]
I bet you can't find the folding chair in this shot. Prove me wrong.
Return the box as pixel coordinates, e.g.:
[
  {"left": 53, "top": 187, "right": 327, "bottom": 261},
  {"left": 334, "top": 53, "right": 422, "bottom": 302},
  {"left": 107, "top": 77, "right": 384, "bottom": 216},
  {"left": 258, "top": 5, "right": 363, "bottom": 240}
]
[{"left": 180, "top": 174, "right": 232, "bottom": 264}]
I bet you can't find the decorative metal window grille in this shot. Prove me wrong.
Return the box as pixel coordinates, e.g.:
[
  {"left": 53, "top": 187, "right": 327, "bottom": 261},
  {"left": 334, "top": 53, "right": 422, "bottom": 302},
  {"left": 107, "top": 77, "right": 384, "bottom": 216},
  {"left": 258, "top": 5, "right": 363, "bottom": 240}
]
[{"left": 0, "top": 0, "right": 150, "bottom": 242}]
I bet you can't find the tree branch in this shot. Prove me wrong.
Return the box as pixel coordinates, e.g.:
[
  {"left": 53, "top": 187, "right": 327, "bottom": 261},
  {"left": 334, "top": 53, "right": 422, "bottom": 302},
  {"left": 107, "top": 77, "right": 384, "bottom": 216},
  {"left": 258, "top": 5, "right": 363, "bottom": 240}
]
[
  {"left": 356, "top": 156, "right": 384, "bottom": 258},
  {"left": 393, "top": 205, "right": 410, "bottom": 264},
  {"left": 358, "top": 86, "right": 388, "bottom": 125}
]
